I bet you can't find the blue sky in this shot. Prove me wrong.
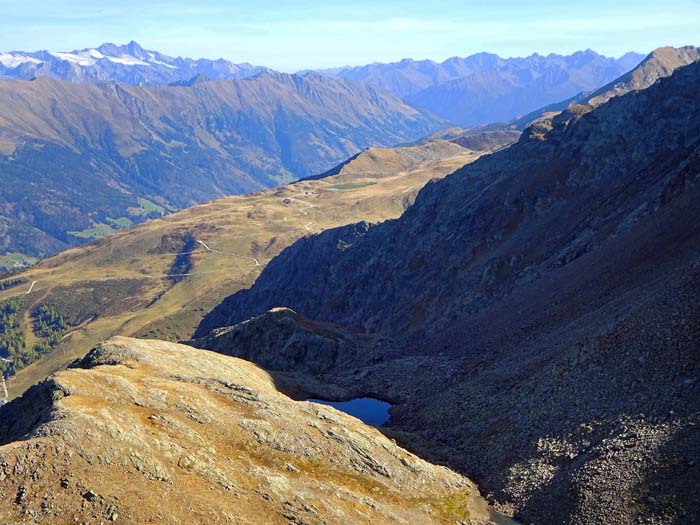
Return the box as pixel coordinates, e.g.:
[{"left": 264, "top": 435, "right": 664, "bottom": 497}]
[{"left": 1, "top": 0, "right": 699, "bottom": 70}]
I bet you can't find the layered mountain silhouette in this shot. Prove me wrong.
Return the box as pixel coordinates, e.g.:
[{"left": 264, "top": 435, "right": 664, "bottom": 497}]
[
  {"left": 318, "top": 50, "right": 645, "bottom": 126},
  {"left": 0, "top": 41, "right": 267, "bottom": 85},
  {"left": 2, "top": 42, "right": 645, "bottom": 129},
  {"left": 0, "top": 41, "right": 697, "bottom": 525},
  {"left": 0, "top": 42, "right": 657, "bottom": 261},
  {"left": 0, "top": 72, "right": 439, "bottom": 258},
  {"left": 197, "top": 54, "right": 700, "bottom": 523}
]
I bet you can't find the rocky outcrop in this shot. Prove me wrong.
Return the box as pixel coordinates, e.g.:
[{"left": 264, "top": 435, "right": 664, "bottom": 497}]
[
  {"left": 191, "top": 307, "right": 381, "bottom": 375},
  {"left": 196, "top": 61, "right": 700, "bottom": 523},
  {"left": 0, "top": 337, "right": 513, "bottom": 524}
]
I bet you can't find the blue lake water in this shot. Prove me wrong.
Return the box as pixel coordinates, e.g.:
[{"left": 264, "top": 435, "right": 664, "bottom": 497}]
[{"left": 308, "top": 397, "right": 392, "bottom": 426}]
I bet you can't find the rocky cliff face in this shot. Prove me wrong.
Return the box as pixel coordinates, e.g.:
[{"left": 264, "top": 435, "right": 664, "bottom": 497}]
[
  {"left": 0, "top": 337, "right": 515, "bottom": 525},
  {"left": 192, "top": 307, "right": 378, "bottom": 376},
  {"left": 196, "top": 62, "right": 700, "bottom": 523}
]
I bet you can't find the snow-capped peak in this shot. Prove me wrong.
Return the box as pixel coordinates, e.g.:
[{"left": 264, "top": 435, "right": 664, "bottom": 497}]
[
  {"left": 47, "top": 45, "right": 151, "bottom": 67},
  {"left": 0, "top": 41, "right": 263, "bottom": 85},
  {"left": 105, "top": 55, "right": 150, "bottom": 66}
]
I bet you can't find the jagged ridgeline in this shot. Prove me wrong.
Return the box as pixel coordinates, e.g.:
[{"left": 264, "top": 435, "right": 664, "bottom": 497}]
[{"left": 321, "top": 50, "right": 644, "bottom": 127}]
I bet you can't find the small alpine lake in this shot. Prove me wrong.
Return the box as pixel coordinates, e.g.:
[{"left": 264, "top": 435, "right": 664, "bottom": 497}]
[{"left": 308, "top": 397, "right": 392, "bottom": 426}]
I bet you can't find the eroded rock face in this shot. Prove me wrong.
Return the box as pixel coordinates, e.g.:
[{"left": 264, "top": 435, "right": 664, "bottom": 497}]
[
  {"left": 0, "top": 337, "right": 510, "bottom": 525},
  {"left": 195, "top": 61, "right": 700, "bottom": 523}
]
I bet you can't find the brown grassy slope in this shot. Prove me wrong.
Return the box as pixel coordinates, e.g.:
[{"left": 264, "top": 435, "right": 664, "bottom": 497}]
[
  {"left": 0, "top": 138, "right": 498, "bottom": 399},
  {"left": 0, "top": 337, "right": 515, "bottom": 525},
  {"left": 0, "top": 72, "right": 442, "bottom": 258},
  {"left": 0, "top": 73, "right": 436, "bottom": 169}
]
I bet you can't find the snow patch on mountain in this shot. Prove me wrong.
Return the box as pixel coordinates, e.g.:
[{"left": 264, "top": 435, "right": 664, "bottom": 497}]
[
  {"left": 106, "top": 55, "right": 150, "bottom": 66},
  {"left": 0, "top": 41, "right": 266, "bottom": 85},
  {"left": 0, "top": 53, "right": 42, "bottom": 68},
  {"left": 50, "top": 52, "right": 96, "bottom": 66}
]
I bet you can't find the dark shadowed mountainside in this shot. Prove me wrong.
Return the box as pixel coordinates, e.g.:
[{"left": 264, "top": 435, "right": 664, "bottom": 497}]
[
  {"left": 196, "top": 60, "right": 700, "bottom": 524},
  {"left": 0, "top": 136, "right": 501, "bottom": 397}
]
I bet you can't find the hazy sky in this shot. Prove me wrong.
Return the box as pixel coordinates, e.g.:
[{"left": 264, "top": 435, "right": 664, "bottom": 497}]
[{"left": 1, "top": 0, "right": 699, "bottom": 70}]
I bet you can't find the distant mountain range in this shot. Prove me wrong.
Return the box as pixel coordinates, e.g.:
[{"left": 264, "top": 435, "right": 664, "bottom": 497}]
[
  {"left": 0, "top": 41, "right": 267, "bottom": 85},
  {"left": 1, "top": 42, "right": 645, "bottom": 127},
  {"left": 317, "top": 50, "right": 645, "bottom": 126},
  {"left": 0, "top": 72, "right": 439, "bottom": 258}
]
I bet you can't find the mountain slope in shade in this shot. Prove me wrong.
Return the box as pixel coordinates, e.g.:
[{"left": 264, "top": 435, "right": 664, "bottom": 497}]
[
  {"left": 0, "top": 41, "right": 267, "bottom": 85},
  {"left": 0, "top": 337, "right": 518, "bottom": 525},
  {"left": 196, "top": 62, "right": 700, "bottom": 524},
  {"left": 319, "top": 50, "right": 644, "bottom": 126},
  {"left": 0, "top": 72, "right": 441, "bottom": 259}
]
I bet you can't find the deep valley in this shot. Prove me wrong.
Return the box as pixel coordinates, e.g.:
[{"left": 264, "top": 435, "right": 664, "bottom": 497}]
[{"left": 0, "top": 26, "right": 698, "bottom": 525}]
